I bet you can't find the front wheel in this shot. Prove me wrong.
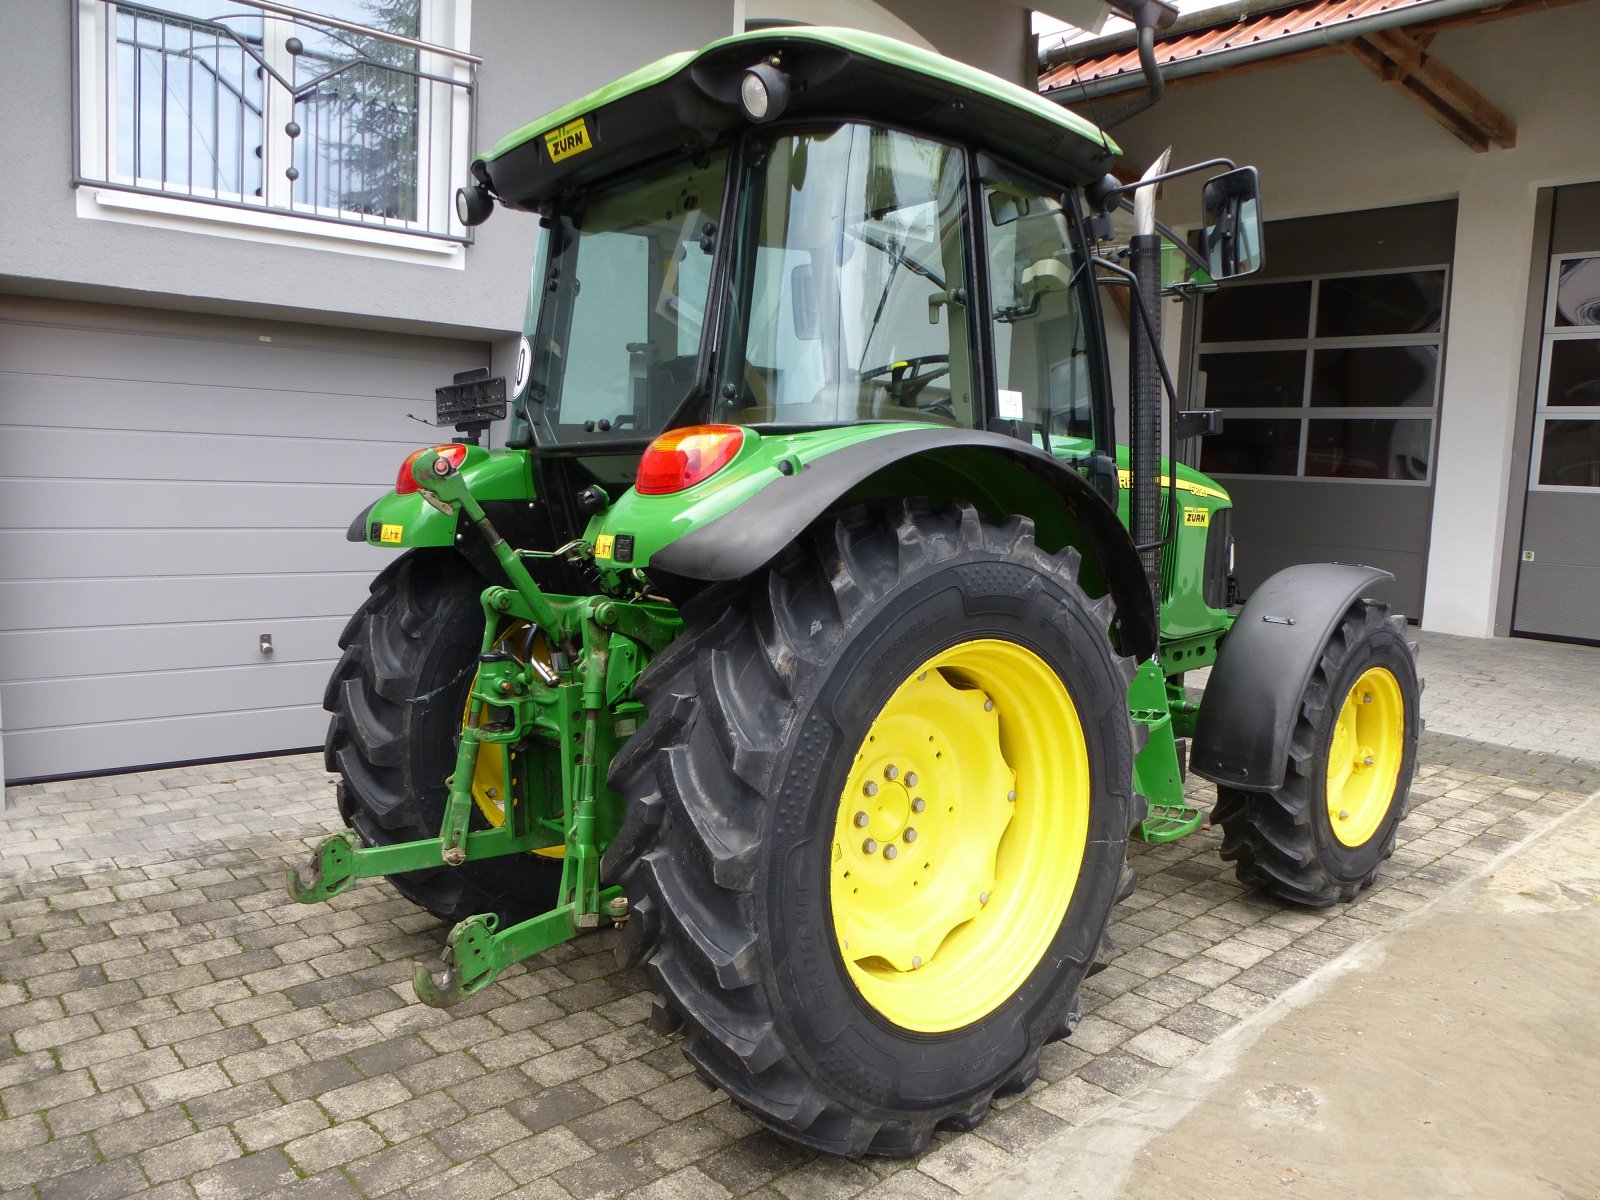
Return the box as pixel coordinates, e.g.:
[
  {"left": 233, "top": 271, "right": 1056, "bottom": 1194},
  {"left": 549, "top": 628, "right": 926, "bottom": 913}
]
[
  {"left": 1212, "top": 599, "right": 1420, "bottom": 906},
  {"left": 604, "top": 502, "right": 1138, "bottom": 1156}
]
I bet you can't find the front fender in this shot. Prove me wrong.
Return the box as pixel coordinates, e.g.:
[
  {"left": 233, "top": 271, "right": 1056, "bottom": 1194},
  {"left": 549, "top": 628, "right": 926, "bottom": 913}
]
[
  {"left": 345, "top": 446, "right": 534, "bottom": 547},
  {"left": 594, "top": 425, "right": 1158, "bottom": 659},
  {"left": 1191, "top": 562, "right": 1395, "bottom": 792}
]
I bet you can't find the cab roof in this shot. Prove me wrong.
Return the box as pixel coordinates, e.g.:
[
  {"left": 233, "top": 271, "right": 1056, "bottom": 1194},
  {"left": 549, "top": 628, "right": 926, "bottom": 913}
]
[{"left": 474, "top": 27, "right": 1120, "bottom": 210}]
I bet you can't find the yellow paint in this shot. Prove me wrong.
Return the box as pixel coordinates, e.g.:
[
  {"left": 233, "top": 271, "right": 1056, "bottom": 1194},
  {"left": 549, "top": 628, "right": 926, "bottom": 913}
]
[
  {"left": 1183, "top": 508, "right": 1210, "bottom": 528},
  {"left": 594, "top": 533, "right": 615, "bottom": 560},
  {"left": 543, "top": 117, "right": 592, "bottom": 163},
  {"left": 1117, "top": 469, "right": 1230, "bottom": 503},
  {"left": 1326, "top": 666, "right": 1405, "bottom": 848},
  {"left": 829, "top": 639, "right": 1089, "bottom": 1033},
  {"left": 378, "top": 523, "right": 404, "bottom": 544}
]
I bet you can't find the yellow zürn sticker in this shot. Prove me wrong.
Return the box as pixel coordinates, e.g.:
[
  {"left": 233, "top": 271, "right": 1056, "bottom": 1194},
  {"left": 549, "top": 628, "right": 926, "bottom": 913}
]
[
  {"left": 544, "top": 118, "right": 592, "bottom": 163},
  {"left": 1182, "top": 508, "right": 1210, "bottom": 528},
  {"left": 594, "top": 533, "right": 615, "bottom": 560},
  {"left": 379, "top": 524, "right": 404, "bottom": 544}
]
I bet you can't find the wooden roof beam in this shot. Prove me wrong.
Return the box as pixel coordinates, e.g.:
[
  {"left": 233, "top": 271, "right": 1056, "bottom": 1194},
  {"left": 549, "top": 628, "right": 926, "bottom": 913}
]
[{"left": 1346, "top": 28, "right": 1516, "bottom": 152}]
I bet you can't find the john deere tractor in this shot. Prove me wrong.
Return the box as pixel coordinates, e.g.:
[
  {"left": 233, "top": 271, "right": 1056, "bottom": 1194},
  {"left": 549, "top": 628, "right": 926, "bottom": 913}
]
[{"left": 290, "top": 15, "right": 1420, "bottom": 1157}]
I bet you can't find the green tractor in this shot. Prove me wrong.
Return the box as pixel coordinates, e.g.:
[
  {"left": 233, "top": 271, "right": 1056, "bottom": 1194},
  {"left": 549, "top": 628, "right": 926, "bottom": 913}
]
[{"left": 290, "top": 16, "right": 1420, "bottom": 1157}]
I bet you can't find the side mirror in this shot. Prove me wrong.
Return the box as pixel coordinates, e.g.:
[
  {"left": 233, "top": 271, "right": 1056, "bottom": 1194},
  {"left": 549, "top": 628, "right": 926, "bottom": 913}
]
[{"left": 1200, "top": 166, "right": 1264, "bottom": 280}]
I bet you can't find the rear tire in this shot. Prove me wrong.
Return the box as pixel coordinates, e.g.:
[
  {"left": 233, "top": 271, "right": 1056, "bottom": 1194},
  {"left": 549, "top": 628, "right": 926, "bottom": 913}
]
[
  {"left": 604, "top": 503, "right": 1139, "bottom": 1156},
  {"left": 324, "top": 550, "right": 562, "bottom": 922},
  {"left": 1212, "top": 600, "right": 1419, "bottom": 907}
]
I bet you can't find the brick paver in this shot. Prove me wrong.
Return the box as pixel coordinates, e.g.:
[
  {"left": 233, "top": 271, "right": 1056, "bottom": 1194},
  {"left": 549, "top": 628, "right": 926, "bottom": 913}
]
[{"left": 3, "top": 679, "right": 1598, "bottom": 1198}]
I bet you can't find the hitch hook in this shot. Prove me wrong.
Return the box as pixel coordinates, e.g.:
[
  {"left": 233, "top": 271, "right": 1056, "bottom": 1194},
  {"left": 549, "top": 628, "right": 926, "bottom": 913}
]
[
  {"left": 285, "top": 831, "right": 360, "bottom": 904},
  {"left": 412, "top": 913, "right": 503, "bottom": 1008}
]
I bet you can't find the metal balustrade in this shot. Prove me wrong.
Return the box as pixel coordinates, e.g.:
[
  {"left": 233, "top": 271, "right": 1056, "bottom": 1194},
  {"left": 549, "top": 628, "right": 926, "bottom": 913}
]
[{"left": 72, "top": 0, "right": 480, "bottom": 242}]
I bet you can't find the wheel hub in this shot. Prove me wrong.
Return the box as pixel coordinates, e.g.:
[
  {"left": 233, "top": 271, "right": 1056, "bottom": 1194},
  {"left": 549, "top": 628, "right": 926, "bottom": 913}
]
[
  {"left": 829, "top": 639, "right": 1089, "bottom": 1033},
  {"left": 1326, "top": 665, "right": 1405, "bottom": 848}
]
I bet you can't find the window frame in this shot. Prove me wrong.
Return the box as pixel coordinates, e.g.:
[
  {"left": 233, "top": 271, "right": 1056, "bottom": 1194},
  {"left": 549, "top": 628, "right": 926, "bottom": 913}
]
[
  {"left": 70, "top": 0, "right": 478, "bottom": 258},
  {"left": 1192, "top": 263, "right": 1449, "bottom": 485},
  {"left": 1528, "top": 252, "right": 1600, "bottom": 493}
]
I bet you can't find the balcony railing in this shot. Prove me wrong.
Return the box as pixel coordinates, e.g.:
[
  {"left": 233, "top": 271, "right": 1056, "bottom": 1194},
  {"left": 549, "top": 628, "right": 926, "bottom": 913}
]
[{"left": 73, "top": 0, "right": 480, "bottom": 242}]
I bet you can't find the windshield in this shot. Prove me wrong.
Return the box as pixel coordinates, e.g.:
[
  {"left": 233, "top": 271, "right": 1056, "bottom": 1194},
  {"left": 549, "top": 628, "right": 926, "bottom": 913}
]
[
  {"left": 716, "top": 126, "right": 975, "bottom": 428},
  {"left": 521, "top": 150, "right": 728, "bottom": 444}
]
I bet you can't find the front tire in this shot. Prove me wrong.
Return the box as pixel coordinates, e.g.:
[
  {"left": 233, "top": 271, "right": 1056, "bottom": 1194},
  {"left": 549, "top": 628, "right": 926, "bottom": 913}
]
[
  {"left": 324, "top": 550, "right": 562, "bottom": 922},
  {"left": 1212, "top": 600, "right": 1420, "bottom": 906},
  {"left": 604, "top": 503, "right": 1138, "bottom": 1155}
]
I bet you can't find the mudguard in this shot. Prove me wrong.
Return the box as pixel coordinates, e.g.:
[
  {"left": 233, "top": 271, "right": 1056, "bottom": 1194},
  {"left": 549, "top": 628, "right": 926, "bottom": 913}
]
[
  {"left": 344, "top": 446, "right": 533, "bottom": 546},
  {"left": 649, "top": 426, "right": 1158, "bottom": 660},
  {"left": 1190, "top": 562, "right": 1395, "bottom": 792}
]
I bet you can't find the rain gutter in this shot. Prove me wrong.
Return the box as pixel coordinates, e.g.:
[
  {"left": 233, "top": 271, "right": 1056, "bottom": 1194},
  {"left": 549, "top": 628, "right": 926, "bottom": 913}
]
[{"left": 1043, "top": 0, "right": 1501, "bottom": 100}]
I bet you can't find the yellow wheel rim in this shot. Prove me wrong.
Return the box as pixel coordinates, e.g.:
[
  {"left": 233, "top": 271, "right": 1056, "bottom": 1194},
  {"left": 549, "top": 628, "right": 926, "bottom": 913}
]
[
  {"left": 829, "top": 639, "right": 1089, "bottom": 1033},
  {"left": 1326, "top": 666, "right": 1405, "bottom": 848}
]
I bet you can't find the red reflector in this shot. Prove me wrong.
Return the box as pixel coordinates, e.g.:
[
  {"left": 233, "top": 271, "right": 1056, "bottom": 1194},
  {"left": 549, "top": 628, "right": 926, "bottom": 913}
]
[
  {"left": 394, "top": 444, "right": 468, "bottom": 495},
  {"left": 635, "top": 425, "right": 745, "bottom": 495}
]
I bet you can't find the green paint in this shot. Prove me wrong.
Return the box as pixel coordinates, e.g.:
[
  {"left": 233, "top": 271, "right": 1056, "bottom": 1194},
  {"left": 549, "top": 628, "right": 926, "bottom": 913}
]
[
  {"left": 362, "top": 445, "right": 533, "bottom": 548},
  {"left": 1129, "top": 658, "right": 1204, "bottom": 843},
  {"left": 481, "top": 27, "right": 1116, "bottom": 167}
]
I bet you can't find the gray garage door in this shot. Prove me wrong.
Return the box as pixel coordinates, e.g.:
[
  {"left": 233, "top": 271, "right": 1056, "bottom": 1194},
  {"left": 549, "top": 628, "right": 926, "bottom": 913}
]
[{"left": 0, "top": 298, "right": 489, "bottom": 782}]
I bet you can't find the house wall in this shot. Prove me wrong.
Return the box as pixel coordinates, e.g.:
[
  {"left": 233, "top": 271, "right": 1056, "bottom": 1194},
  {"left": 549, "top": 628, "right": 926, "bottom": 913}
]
[
  {"left": 0, "top": 0, "right": 738, "bottom": 341},
  {"left": 1094, "top": 2, "right": 1600, "bottom": 636}
]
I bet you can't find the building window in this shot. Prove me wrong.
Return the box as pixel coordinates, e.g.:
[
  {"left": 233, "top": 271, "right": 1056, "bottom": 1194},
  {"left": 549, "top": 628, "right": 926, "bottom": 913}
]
[
  {"left": 1194, "top": 267, "right": 1447, "bottom": 483},
  {"left": 73, "top": 0, "right": 476, "bottom": 246},
  {"left": 1531, "top": 255, "right": 1600, "bottom": 489}
]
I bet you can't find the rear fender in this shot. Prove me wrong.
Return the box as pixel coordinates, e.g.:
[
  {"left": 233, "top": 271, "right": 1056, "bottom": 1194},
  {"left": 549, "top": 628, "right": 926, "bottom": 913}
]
[
  {"left": 602, "top": 426, "right": 1156, "bottom": 660},
  {"left": 1190, "top": 562, "right": 1395, "bottom": 792},
  {"left": 345, "top": 446, "right": 534, "bottom": 547}
]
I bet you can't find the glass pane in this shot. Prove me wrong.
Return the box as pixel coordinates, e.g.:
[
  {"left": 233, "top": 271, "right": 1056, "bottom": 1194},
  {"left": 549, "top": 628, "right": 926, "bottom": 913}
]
[
  {"left": 1305, "top": 418, "right": 1432, "bottom": 480},
  {"left": 1199, "top": 418, "right": 1301, "bottom": 476},
  {"left": 1539, "top": 420, "right": 1600, "bottom": 487},
  {"left": 1316, "top": 271, "right": 1445, "bottom": 337},
  {"left": 1554, "top": 258, "right": 1600, "bottom": 327},
  {"left": 984, "top": 180, "right": 1094, "bottom": 442},
  {"left": 115, "top": 4, "right": 265, "bottom": 196},
  {"left": 721, "top": 127, "right": 973, "bottom": 428},
  {"left": 1311, "top": 346, "right": 1438, "bottom": 409},
  {"left": 528, "top": 152, "right": 728, "bottom": 443},
  {"left": 1198, "top": 281, "right": 1311, "bottom": 343},
  {"left": 1198, "top": 351, "right": 1306, "bottom": 408},
  {"left": 1545, "top": 339, "right": 1600, "bottom": 407}
]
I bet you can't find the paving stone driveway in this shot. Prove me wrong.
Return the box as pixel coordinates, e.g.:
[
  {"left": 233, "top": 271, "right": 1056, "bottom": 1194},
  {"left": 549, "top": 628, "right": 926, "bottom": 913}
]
[{"left": 2, "top": 733, "right": 1597, "bottom": 1200}]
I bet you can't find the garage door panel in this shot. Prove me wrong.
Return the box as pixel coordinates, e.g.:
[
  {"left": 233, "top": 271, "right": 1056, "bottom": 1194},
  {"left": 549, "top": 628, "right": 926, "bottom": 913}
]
[
  {"left": 0, "top": 616, "right": 350, "bottom": 682},
  {"left": 0, "top": 425, "right": 424, "bottom": 487},
  {"left": 1, "top": 572, "right": 378, "bottom": 631},
  {"left": 0, "top": 480, "right": 387, "bottom": 530},
  {"left": 3, "top": 660, "right": 334, "bottom": 731},
  {"left": 1236, "top": 538, "right": 1426, "bottom": 617},
  {"left": 0, "top": 322, "right": 482, "bottom": 400},
  {"left": 2, "top": 371, "right": 443, "bottom": 441},
  {"left": 2, "top": 706, "right": 329, "bottom": 783},
  {"left": 0, "top": 529, "right": 388, "bottom": 580},
  {"left": 0, "top": 301, "right": 488, "bottom": 780}
]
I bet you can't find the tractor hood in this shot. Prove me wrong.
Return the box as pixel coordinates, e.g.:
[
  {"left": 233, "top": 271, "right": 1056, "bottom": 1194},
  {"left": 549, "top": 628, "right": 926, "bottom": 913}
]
[{"left": 474, "top": 27, "right": 1120, "bottom": 211}]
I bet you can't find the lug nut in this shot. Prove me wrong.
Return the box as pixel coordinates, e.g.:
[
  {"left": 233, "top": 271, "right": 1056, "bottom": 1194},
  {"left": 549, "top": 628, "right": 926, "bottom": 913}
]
[
  {"left": 854, "top": 811, "right": 869, "bottom": 828},
  {"left": 862, "top": 838, "right": 878, "bottom": 854},
  {"left": 1363, "top": 756, "right": 1375, "bottom": 766},
  {"left": 984, "top": 699, "right": 995, "bottom": 712},
  {"left": 884, "top": 844, "right": 898, "bottom": 860},
  {"left": 885, "top": 764, "right": 898, "bottom": 781},
  {"left": 903, "top": 828, "right": 917, "bottom": 843},
  {"left": 864, "top": 780, "right": 878, "bottom": 797},
  {"left": 912, "top": 956, "right": 922, "bottom": 969},
  {"left": 979, "top": 891, "right": 990, "bottom": 905},
  {"left": 1338, "top": 810, "right": 1350, "bottom": 821},
  {"left": 917, "top": 672, "right": 927, "bottom": 681},
  {"left": 1007, "top": 790, "right": 1017, "bottom": 802},
  {"left": 912, "top": 797, "right": 925, "bottom": 813},
  {"left": 1362, "top": 694, "right": 1373, "bottom": 704},
  {"left": 905, "top": 772, "right": 918, "bottom": 787}
]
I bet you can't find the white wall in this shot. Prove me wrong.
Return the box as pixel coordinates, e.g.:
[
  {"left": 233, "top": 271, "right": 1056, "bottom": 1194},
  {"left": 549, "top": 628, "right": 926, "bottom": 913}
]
[{"left": 1095, "top": 4, "right": 1600, "bottom": 636}]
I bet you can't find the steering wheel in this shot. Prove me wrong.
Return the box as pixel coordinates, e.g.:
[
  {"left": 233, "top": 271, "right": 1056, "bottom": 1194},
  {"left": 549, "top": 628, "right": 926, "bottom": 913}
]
[{"left": 858, "top": 354, "right": 951, "bottom": 408}]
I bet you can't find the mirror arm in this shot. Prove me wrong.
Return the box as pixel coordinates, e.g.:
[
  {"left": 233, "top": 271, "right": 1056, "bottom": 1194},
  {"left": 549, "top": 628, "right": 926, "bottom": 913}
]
[
  {"left": 1095, "top": 0, "right": 1180, "bottom": 130},
  {"left": 1089, "top": 157, "right": 1237, "bottom": 215}
]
